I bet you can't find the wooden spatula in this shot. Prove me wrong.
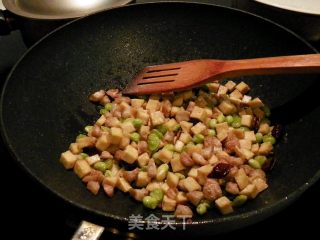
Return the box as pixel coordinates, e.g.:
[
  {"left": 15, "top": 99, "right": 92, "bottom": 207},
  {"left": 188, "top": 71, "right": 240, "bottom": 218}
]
[{"left": 123, "top": 54, "right": 320, "bottom": 95}]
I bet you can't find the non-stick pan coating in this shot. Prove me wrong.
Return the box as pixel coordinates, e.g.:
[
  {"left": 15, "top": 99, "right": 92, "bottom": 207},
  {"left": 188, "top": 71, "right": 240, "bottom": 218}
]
[{"left": 1, "top": 2, "right": 320, "bottom": 235}]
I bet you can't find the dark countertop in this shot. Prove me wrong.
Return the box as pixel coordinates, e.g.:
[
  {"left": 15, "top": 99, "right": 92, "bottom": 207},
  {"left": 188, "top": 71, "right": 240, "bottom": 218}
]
[{"left": 1, "top": 1, "right": 319, "bottom": 239}]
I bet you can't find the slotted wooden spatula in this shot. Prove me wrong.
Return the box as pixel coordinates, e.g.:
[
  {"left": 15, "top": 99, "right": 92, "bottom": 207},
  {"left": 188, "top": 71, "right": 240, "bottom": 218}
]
[{"left": 123, "top": 54, "right": 320, "bottom": 95}]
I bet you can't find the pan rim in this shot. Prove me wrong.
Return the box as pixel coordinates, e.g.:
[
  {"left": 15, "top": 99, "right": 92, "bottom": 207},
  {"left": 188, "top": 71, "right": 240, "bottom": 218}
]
[{"left": 1, "top": 1, "right": 320, "bottom": 229}]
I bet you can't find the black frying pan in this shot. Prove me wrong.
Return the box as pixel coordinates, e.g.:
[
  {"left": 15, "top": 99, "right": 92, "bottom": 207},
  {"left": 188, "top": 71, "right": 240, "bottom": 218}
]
[{"left": 1, "top": 2, "right": 320, "bottom": 236}]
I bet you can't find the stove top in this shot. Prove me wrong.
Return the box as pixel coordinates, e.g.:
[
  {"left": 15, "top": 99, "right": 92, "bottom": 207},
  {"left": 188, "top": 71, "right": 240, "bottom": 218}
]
[{"left": 1, "top": 1, "right": 319, "bottom": 239}]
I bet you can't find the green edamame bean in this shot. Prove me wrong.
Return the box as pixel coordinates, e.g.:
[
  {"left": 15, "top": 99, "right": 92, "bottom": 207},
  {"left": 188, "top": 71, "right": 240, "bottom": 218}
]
[
  {"left": 254, "top": 155, "right": 267, "bottom": 166},
  {"left": 156, "top": 125, "right": 168, "bottom": 135},
  {"left": 255, "top": 132, "right": 263, "bottom": 143},
  {"left": 209, "top": 119, "right": 217, "bottom": 129},
  {"left": 150, "top": 189, "right": 164, "bottom": 203},
  {"left": 263, "top": 134, "right": 276, "bottom": 144},
  {"left": 196, "top": 203, "right": 209, "bottom": 215},
  {"left": 130, "top": 132, "right": 140, "bottom": 143},
  {"left": 248, "top": 159, "right": 261, "bottom": 169},
  {"left": 151, "top": 129, "right": 164, "bottom": 139},
  {"left": 208, "top": 129, "right": 216, "bottom": 136},
  {"left": 226, "top": 115, "right": 234, "bottom": 125},
  {"left": 217, "top": 114, "right": 225, "bottom": 123},
  {"left": 193, "top": 134, "right": 204, "bottom": 144},
  {"left": 132, "top": 119, "right": 143, "bottom": 128},
  {"left": 148, "top": 133, "right": 160, "bottom": 152},
  {"left": 93, "top": 161, "right": 108, "bottom": 173},
  {"left": 232, "top": 195, "right": 248, "bottom": 207},
  {"left": 104, "top": 103, "right": 113, "bottom": 111},
  {"left": 143, "top": 196, "right": 158, "bottom": 209},
  {"left": 232, "top": 115, "right": 241, "bottom": 128}
]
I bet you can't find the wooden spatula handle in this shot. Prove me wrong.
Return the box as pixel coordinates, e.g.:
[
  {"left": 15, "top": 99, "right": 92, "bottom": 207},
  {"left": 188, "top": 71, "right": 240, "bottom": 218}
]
[{"left": 221, "top": 54, "right": 320, "bottom": 78}]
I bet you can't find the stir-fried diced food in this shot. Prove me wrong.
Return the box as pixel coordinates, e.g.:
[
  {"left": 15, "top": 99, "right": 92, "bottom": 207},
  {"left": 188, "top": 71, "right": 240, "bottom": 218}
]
[{"left": 60, "top": 81, "right": 279, "bottom": 218}]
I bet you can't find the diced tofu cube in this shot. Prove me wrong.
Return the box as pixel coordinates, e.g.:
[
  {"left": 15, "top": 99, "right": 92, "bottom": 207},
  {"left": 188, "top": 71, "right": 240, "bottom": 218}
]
[
  {"left": 239, "top": 139, "right": 252, "bottom": 150},
  {"left": 179, "top": 132, "right": 192, "bottom": 144},
  {"left": 180, "top": 121, "right": 193, "bottom": 133},
  {"left": 136, "top": 172, "right": 151, "bottom": 187},
  {"left": 122, "top": 145, "right": 138, "bottom": 164},
  {"left": 252, "top": 178, "right": 268, "bottom": 193},
  {"left": 197, "top": 165, "right": 214, "bottom": 185},
  {"left": 119, "top": 101, "right": 131, "bottom": 111},
  {"left": 162, "top": 195, "right": 177, "bottom": 212},
  {"left": 96, "top": 115, "right": 107, "bottom": 126},
  {"left": 131, "top": 99, "right": 145, "bottom": 108},
  {"left": 248, "top": 97, "right": 264, "bottom": 108},
  {"left": 95, "top": 134, "right": 112, "bottom": 151},
  {"left": 215, "top": 122, "right": 229, "bottom": 141},
  {"left": 117, "top": 177, "right": 132, "bottom": 192},
  {"left": 230, "top": 89, "right": 243, "bottom": 99},
  {"left": 136, "top": 109, "right": 149, "bottom": 124},
  {"left": 258, "top": 142, "right": 273, "bottom": 155},
  {"left": 241, "top": 115, "right": 253, "bottom": 128},
  {"left": 232, "top": 129, "right": 245, "bottom": 139},
  {"left": 217, "top": 85, "right": 228, "bottom": 95},
  {"left": 198, "top": 164, "right": 214, "bottom": 176},
  {"left": 253, "top": 107, "right": 265, "bottom": 119},
  {"left": 182, "top": 177, "right": 201, "bottom": 192},
  {"left": 150, "top": 111, "right": 165, "bottom": 126},
  {"left": 167, "top": 172, "right": 179, "bottom": 188},
  {"left": 86, "top": 154, "right": 101, "bottom": 165},
  {"left": 204, "top": 108, "right": 213, "bottom": 118},
  {"left": 161, "top": 182, "right": 170, "bottom": 193},
  {"left": 77, "top": 136, "right": 96, "bottom": 149},
  {"left": 188, "top": 167, "right": 199, "bottom": 178},
  {"left": 176, "top": 192, "right": 188, "bottom": 204},
  {"left": 175, "top": 110, "right": 190, "bottom": 123},
  {"left": 137, "top": 152, "right": 150, "bottom": 167},
  {"left": 242, "top": 95, "right": 252, "bottom": 103},
  {"left": 172, "top": 94, "right": 184, "bottom": 106},
  {"left": 251, "top": 143, "right": 260, "bottom": 154},
  {"left": 103, "top": 176, "right": 119, "bottom": 187},
  {"left": 183, "top": 90, "right": 193, "bottom": 100},
  {"left": 185, "top": 143, "right": 203, "bottom": 155},
  {"left": 207, "top": 82, "right": 220, "bottom": 93},
  {"left": 240, "top": 184, "right": 259, "bottom": 199},
  {"left": 235, "top": 168, "right": 249, "bottom": 190},
  {"left": 164, "top": 119, "right": 178, "bottom": 131},
  {"left": 174, "top": 140, "right": 185, "bottom": 153},
  {"left": 74, "top": 159, "right": 91, "bottom": 178},
  {"left": 69, "top": 143, "right": 82, "bottom": 154},
  {"left": 244, "top": 131, "right": 256, "bottom": 142},
  {"left": 146, "top": 181, "right": 162, "bottom": 192},
  {"left": 225, "top": 81, "right": 236, "bottom": 91},
  {"left": 157, "top": 149, "right": 173, "bottom": 163},
  {"left": 190, "top": 106, "right": 207, "bottom": 122},
  {"left": 195, "top": 95, "right": 207, "bottom": 108},
  {"left": 258, "top": 122, "right": 270, "bottom": 135},
  {"left": 170, "top": 106, "right": 180, "bottom": 116},
  {"left": 170, "top": 153, "right": 185, "bottom": 172},
  {"left": 229, "top": 97, "right": 242, "bottom": 106},
  {"left": 146, "top": 99, "right": 160, "bottom": 111},
  {"left": 236, "top": 81, "right": 250, "bottom": 94},
  {"left": 121, "top": 121, "right": 136, "bottom": 134},
  {"left": 218, "top": 100, "right": 237, "bottom": 115},
  {"left": 208, "top": 154, "right": 219, "bottom": 165},
  {"left": 191, "top": 122, "right": 206, "bottom": 135},
  {"left": 110, "top": 127, "right": 123, "bottom": 144},
  {"left": 215, "top": 196, "right": 234, "bottom": 215},
  {"left": 60, "top": 150, "right": 78, "bottom": 169},
  {"left": 235, "top": 146, "right": 254, "bottom": 160},
  {"left": 119, "top": 136, "right": 130, "bottom": 149},
  {"left": 139, "top": 126, "right": 150, "bottom": 140}
]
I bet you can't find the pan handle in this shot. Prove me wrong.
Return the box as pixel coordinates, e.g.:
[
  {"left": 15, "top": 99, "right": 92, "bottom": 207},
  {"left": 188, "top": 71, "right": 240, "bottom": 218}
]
[
  {"left": 0, "top": 10, "right": 18, "bottom": 35},
  {"left": 71, "top": 221, "right": 105, "bottom": 240}
]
